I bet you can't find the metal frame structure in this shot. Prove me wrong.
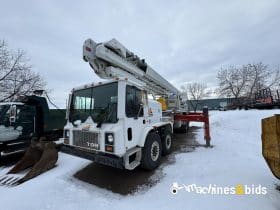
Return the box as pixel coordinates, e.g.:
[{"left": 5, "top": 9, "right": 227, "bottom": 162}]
[{"left": 174, "top": 107, "right": 211, "bottom": 146}]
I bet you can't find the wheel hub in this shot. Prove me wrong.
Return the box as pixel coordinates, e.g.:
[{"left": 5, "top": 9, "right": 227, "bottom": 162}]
[
  {"left": 165, "top": 135, "right": 171, "bottom": 149},
  {"left": 151, "top": 141, "right": 160, "bottom": 161}
]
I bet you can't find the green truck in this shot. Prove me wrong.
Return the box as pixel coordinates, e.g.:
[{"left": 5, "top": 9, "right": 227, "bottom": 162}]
[{"left": 0, "top": 95, "right": 66, "bottom": 158}]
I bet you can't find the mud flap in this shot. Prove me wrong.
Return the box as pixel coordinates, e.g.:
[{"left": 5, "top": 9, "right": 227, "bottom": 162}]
[{"left": 0, "top": 141, "right": 58, "bottom": 186}]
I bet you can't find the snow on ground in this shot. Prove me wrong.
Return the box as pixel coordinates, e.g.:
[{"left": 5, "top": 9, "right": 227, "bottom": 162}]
[{"left": 1, "top": 110, "right": 280, "bottom": 210}]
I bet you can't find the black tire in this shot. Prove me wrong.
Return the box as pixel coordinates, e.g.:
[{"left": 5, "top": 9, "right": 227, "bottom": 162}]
[
  {"left": 141, "top": 132, "right": 162, "bottom": 170},
  {"left": 162, "top": 129, "right": 172, "bottom": 156},
  {"left": 185, "top": 122, "right": 190, "bottom": 133},
  {"left": 181, "top": 126, "right": 187, "bottom": 133},
  {"left": 180, "top": 123, "right": 189, "bottom": 133}
]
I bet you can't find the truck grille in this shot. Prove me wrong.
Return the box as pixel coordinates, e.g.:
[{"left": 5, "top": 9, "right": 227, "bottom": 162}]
[{"left": 72, "top": 130, "right": 99, "bottom": 150}]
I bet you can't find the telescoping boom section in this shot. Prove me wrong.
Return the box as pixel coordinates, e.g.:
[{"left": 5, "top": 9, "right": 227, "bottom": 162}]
[{"left": 83, "top": 38, "right": 179, "bottom": 96}]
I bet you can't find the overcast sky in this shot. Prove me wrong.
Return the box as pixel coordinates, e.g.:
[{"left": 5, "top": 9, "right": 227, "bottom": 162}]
[{"left": 1, "top": 0, "right": 280, "bottom": 107}]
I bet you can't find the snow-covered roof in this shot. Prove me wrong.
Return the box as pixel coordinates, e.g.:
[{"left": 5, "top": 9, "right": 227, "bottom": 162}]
[
  {"left": 0, "top": 102, "right": 24, "bottom": 106},
  {"left": 71, "top": 77, "right": 144, "bottom": 92},
  {"left": 71, "top": 79, "right": 116, "bottom": 92}
]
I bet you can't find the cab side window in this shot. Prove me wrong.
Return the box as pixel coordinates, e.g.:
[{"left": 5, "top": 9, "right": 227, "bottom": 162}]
[
  {"left": 126, "top": 85, "right": 143, "bottom": 118},
  {"left": 17, "top": 105, "right": 36, "bottom": 122}
]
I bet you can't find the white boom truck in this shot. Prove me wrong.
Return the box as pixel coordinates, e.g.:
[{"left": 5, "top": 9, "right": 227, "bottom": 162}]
[{"left": 61, "top": 38, "right": 190, "bottom": 170}]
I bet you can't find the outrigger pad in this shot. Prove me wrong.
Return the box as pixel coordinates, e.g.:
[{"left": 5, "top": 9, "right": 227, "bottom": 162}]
[{"left": 7, "top": 140, "right": 58, "bottom": 184}]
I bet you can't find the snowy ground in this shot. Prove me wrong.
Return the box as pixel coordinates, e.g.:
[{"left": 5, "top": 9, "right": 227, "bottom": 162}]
[{"left": 0, "top": 110, "right": 280, "bottom": 210}]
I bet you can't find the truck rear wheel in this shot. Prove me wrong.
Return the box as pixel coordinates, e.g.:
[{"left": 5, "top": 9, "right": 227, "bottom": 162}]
[
  {"left": 162, "top": 129, "right": 172, "bottom": 156},
  {"left": 181, "top": 122, "right": 189, "bottom": 133},
  {"left": 141, "top": 132, "right": 162, "bottom": 170}
]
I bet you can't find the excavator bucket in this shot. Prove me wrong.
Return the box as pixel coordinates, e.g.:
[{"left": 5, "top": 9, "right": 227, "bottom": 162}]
[
  {"left": 0, "top": 140, "right": 58, "bottom": 186},
  {"left": 262, "top": 115, "right": 280, "bottom": 179}
]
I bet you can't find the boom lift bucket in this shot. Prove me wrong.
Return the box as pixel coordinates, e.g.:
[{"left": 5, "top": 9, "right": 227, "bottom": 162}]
[{"left": 0, "top": 140, "right": 58, "bottom": 186}]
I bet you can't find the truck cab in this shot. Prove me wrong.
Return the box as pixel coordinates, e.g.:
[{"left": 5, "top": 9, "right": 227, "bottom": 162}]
[
  {"left": 0, "top": 96, "right": 65, "bottom": 158},
  {"left": 62, "top": 78, "right": 173, "bottom": 170},
  {"left": 0, "top": 102, "right": 36, "bottom": 156}
]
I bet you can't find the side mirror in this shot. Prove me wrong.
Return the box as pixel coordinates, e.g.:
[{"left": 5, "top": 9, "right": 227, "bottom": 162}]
[
  {"left": 9, "top": 105, "right": 16, "bottom": 123},
  {"left": 66, "top": 93, "right": 72, "bottom": 120},
  {"left": 134, "top": 103, "right": 143, "bottom": 119}
]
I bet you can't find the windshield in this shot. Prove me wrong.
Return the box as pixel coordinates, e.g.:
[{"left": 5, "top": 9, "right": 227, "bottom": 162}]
[
  {"left": 70, "top": 82, "right": 118, "bottom": 124},
  {"left": 0, "top": 105, "right": 10, "bottom": 126}
]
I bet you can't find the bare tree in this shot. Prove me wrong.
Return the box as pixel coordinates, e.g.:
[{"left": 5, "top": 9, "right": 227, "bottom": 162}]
[
  {"left": 217, "top": 63, "right": 280, "bottom": 100},
  {"left": 246, "top": 63, "right": 280, "bottom": 98},
  {"left": 181, "top": 82, "right": 208, "bottom": 112},
  {"left": 0, "top": 40, "right": 46, "bottom": 102},
  {"left": 217, "top": 65, "right": 249, "bottom": 100}
]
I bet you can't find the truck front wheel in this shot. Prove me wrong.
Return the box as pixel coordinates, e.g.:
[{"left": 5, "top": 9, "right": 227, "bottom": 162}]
[{"left": 141, "top": 132, "right": 162, "bottom": 170}]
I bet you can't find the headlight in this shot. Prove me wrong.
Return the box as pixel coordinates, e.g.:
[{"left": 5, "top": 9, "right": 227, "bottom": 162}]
[
  {"left": 108, "top": 134, "right": 114, "bottom": 143},
  {"left": 105, "top": 133, "right": 114, "bottom": 145},
  {"left": 64, "top": 138, "right": 69, "bottom": 145}
]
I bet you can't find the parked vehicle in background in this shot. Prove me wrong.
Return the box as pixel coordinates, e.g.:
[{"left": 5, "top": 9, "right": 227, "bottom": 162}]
[
  {"left": 0, "top": 93, "right": 65, "bottom": 159},
  {"left": 252, "top": 88, "right": 280, "bottom": 109},
  {"left": 218, "top": 101, "right": 228, "bottom": 111}
]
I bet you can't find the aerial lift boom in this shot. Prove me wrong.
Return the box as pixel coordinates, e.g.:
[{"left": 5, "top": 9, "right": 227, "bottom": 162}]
[
  {"left": 82, "top": 38, "right": 211, "bottom": 144},
  {"left": 83, "top": 38, "right": 179, "bottom": 97}
]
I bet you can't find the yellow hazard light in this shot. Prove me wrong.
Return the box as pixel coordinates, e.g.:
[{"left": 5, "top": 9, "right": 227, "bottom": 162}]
[{"left": 157, "top": 97, "right": 167, "bottom": 111}]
